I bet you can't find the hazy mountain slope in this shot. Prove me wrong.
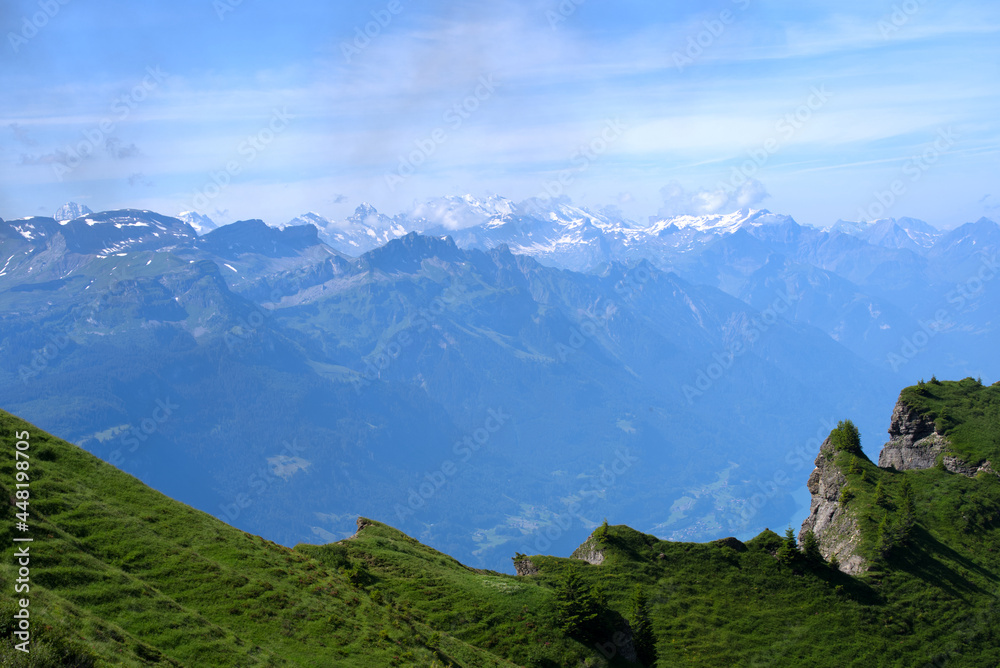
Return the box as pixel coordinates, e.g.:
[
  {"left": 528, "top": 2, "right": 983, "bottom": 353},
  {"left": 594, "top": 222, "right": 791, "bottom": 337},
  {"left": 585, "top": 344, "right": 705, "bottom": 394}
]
[
  {"left": 11, "top": 206, "right": 994, "bottom": 572},
  {"left": 264, "top": 233, "right": 895, "bottom": 559},
  {"left": 0, "top": 212, "right": 898, "bottom": 571}
]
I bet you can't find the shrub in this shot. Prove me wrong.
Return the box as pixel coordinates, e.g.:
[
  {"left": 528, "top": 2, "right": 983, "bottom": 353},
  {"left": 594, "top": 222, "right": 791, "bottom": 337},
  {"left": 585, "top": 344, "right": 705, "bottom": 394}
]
[
  {"left": 342, "top": 561, "right": 373, "bottom": 587},
  {"left": 594, "top": 519, "right": 610, "bottom": 545}
]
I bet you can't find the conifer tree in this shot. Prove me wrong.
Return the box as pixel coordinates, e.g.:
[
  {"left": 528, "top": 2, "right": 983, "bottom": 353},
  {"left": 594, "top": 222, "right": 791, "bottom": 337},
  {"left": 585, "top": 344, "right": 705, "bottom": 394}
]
[
  {"left": 831, "top": 420, "right": 862, "bottom": 455},
  {"left": 876, "top": 512, "right": 895, "bottom": 561},
  {"left": 874, "top": 479, "right": 887, "bottom": 507},
  {"left": 556, "top": 569, "right": 602, "bottom": 638},
  {"left": 801, "top": 529, "right": 822, "bottom": 563},
  {"left": 900, "top": 478, "right": 915, "bottom": 513},
  {"left": 594, "top": 518, "right": 610, "bottom": 545},
  {"left": 777, "top": 527, "right": 798, "bottom": 567},
  {"left": 629, "top": 585, "right": 657, "bottom": 667},
  {"left": 897, "top": 477, "right": 916, "bottom": 543}
]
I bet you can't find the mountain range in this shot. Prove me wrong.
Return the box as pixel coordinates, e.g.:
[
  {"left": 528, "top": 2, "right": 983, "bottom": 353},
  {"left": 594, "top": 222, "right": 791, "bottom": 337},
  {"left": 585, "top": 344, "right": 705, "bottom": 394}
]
[
  {"left": 0, "top": 200, "right": 996, "bottom": 572},
  {"left": 274, "top": 197, "right": 998, "bottom": 377}
]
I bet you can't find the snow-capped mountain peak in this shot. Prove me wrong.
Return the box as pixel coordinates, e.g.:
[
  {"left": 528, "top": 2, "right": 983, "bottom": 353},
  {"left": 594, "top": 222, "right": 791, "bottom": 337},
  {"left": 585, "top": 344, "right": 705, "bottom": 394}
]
[
  {"left": 349, "top": 203, "right": 398, "bottom": 230},
  {"left": 829, "top": 219, "right": 870, "bottom": 235},
  {"left": 408, "top": 194, "right": 518, "bottom": 231},
  {"left": 55, "top": 202, "right": 93, "bottom": 223},
  {"left": 828, "top": 216, "right": 941, "bottom": 251},
  {"left": 285, "top": 212, "right": 332, "bottom": 230},
  {"left": 300, "top": 205, "right": 410, "bottom": 256},
  {"left": 647, "top": 208, "right": 793, "bottom": 235},
  {"left": 178, "top": 211, "right": 219, "bottom": 236}
]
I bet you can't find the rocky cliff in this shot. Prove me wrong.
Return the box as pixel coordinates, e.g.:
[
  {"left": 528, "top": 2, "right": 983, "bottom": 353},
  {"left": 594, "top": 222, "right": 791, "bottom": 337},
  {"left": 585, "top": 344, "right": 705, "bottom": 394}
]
[
  {"left": 877, "top": 401, "right": 948, "bottom": 470},
  {"left": 878, "top": 398, "right": 996, "bottom": 477},
  {"left": 570, "top": 534, "right": 606, "bottom": 566},
  {"left": 801, "top": 394, "right": 999, "bottom": 577},
  {"left": 799, "top": 436, "right": 867, "bottom": 574}
]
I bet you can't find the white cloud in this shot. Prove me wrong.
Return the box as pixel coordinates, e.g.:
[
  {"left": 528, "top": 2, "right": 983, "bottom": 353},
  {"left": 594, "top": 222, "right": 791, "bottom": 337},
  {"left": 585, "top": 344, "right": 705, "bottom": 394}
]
[{"left": 657, "top": 179, "right": 769, "bottom": 217}]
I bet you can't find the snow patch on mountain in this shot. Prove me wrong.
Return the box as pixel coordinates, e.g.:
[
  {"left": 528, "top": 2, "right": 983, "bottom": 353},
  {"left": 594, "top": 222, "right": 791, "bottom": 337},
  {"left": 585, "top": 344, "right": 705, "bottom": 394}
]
[{"left": 646, "top": 208, "right": 793, "bottom": 235}]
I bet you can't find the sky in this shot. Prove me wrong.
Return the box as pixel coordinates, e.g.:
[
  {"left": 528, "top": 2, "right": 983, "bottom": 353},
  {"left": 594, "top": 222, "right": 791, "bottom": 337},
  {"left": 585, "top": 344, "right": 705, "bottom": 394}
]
[{"left": 1, "top": 0, "right": 998, "bottom": 229}]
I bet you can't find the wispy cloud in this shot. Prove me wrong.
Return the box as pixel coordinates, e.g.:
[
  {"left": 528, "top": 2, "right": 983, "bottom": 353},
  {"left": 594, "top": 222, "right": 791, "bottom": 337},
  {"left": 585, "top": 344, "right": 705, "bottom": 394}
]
[
  {"left": 658, "top": 179, "right": 769, "bottom": 218},
  {"left": 106, "top": 138, "right": 141, "bottom": 160},
  {"left": 9, "top": 123, "right": 36, "bottom": 147},
  {"left": 127, "top": 172, "right": 152, "bottom": 187},
  {"left": 0, "top": 1, "right": 997, "bottom": 227}
]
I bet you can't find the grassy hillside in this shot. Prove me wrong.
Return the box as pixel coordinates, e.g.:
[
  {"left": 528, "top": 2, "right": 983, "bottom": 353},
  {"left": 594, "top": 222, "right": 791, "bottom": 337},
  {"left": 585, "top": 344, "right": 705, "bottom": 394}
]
[
  {"left": 0, "top": 409, "right": 528, "bottom": 667},
  {"left": 3, "top": 379, "right": 1000, "bottom": 666}
]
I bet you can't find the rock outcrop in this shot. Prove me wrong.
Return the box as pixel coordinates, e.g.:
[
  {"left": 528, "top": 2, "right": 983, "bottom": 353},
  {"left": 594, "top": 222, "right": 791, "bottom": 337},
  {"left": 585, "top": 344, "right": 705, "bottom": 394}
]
[
  {"left": 878, "top": 402, "right": 948, "bottom": 470},
  {"left": 944, "top": 457, "right": 997, "bottom": 477},
  {"left": 342, "top": 517, "right": 375, "bottom": 541},
  {"left": 570, "top": 535, "right": 605, "bottom": 565},
  {"left": 878, "top": 399, "right": 996, "bottom": 478},
  {"left": 512, "top": 557, "right": 539, "bottom": 576},
  {"left": 801, "top": 394, "right": 999, "bottom": 578},
  {"left": 799, "top": 437, "right": 867, "bottom": 574}
]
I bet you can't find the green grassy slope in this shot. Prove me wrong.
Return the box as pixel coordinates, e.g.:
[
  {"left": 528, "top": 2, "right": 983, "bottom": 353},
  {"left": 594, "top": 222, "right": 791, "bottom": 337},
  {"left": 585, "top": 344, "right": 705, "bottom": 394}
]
[
  {"left": 299, "top": 520, "right": 627, "bottom": 668},
  {"left": 0, "top": 410, "right": 522, "bottom": 667},
  {"left": 3, "top": 379, "right": 1000, "bottom": 666}
]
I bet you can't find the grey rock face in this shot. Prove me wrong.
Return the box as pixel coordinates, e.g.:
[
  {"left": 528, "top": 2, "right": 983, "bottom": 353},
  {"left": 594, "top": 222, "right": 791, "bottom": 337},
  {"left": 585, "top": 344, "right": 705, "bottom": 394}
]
[
  {"left": 942, "top": 456, "right": 997, "bottom": 477},
  {"left": 878, "top": 402, "right": 947, "bottom": 470},
  {"left": 570, "top": 536, "right": 606, "bottom": 566},
  {"left": 799, "top": 437, "right": 867, "bottom": 574},
  {"left": 512, "top": 557, "right": 539, "bottom": 576},
  {"left": 877, "top": 399, "right": 996, "bottom": 478},
  {"left": 569, "top": 534, "right": 604, "bottom": 566},
  {"left": 801, "top": 397, "right": 999, "bottom": 579}
]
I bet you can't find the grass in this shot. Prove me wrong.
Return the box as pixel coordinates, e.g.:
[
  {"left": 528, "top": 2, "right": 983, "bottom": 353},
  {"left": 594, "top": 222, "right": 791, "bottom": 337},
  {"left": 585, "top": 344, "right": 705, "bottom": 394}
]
[
  {"left": 3, "top": 378, "right": 1000, "bottom": 666},
  {"left": 0, "top": 410, "right": 520, "bottom": 667}
]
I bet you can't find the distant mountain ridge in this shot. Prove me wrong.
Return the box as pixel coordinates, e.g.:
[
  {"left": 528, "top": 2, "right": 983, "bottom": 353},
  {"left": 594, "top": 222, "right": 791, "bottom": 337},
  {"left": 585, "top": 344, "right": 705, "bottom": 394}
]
[
  {"left": 268, "top": 197, "right": 998, "bottom": 378},
  {"left": 0, "top": 208, "right": 197, "bottom": 256},
  {"left": 272, "top": 196, "right": 966, "bottom": 263},
  {"left": 0, "top": 199, "right": 996, "bottom": 572},
  {"left": 4, "top": 200, "right": 995, "bottom": 379}
]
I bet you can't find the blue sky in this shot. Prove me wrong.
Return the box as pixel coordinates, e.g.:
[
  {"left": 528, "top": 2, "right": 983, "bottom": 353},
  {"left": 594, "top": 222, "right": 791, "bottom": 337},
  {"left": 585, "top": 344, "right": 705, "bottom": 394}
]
[{"left": 1, "top": 0, "right": 998, "bottom": 228}]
